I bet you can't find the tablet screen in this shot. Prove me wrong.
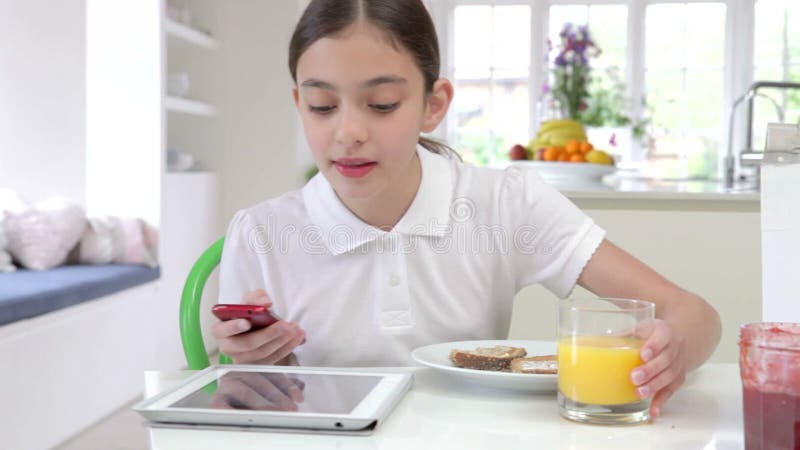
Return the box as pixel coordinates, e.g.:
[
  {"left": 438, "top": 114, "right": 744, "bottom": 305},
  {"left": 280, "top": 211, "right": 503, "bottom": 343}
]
[{"left": 169, "top": 371, "right": 383, "bottom": 415}]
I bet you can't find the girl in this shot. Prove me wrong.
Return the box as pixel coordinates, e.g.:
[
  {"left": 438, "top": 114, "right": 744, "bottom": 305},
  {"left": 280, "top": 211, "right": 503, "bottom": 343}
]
[{"left": 212, "top": 0, "right": 721, "bottom": 419}]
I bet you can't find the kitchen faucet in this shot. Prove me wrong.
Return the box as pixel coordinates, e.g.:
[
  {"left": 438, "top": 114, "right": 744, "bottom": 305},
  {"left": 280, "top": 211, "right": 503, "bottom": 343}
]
[{"left": 725, "top": 80, "right": 800, "bottom": 189}]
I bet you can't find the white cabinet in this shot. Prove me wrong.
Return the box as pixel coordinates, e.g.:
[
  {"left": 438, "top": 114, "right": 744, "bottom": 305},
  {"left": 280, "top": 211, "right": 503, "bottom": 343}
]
[
  {"left": 163, "top": 1, "right": 219, "bottom": 172},
  {"left": 161, "top": 0, "right": 223, "bottom": 348}
]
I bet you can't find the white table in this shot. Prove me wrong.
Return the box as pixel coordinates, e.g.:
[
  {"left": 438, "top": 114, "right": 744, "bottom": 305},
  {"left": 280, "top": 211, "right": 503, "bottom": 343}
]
[{"left": 142, "top": 363, "right": 744, "bottom": 449}]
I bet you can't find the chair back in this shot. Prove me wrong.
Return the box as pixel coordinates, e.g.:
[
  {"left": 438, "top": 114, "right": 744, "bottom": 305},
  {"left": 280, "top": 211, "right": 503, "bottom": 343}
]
[{"left": 180, "top": 237, "right": 231, "bottom": 369}]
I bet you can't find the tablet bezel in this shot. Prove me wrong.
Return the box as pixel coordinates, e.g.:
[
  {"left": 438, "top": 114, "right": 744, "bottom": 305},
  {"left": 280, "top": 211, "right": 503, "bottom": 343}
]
[{"left": 133, "top": 365, "right": 413, "bottom": 432}]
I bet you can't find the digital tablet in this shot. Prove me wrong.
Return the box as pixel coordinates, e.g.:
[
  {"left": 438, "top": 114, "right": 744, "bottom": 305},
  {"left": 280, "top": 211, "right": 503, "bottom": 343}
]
[{"left": 133, "top": 365, "right": 413, "bottom": 433}]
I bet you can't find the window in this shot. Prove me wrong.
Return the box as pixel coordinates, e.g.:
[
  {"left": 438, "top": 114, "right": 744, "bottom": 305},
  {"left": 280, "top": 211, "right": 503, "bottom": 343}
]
[
  {"left": 752, "top": 0, "right": 800, "bottom": 152},
  {"left": 450, "top": 5, "right": 531, "bottom": 166},
  {"left": 643, "top": 3, "right": 726, "bottom": 179},
  {"left": 436, "top": 0, "right": 795, "bottom": 181}
]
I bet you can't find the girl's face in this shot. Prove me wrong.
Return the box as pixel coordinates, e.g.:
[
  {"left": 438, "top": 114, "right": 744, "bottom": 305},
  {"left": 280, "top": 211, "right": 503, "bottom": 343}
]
[{"left": 293, "top": 22, "right": 451, "bottom": 203}]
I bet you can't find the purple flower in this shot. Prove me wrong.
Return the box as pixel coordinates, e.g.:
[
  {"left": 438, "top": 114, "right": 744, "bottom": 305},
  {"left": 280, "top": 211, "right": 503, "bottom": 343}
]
[
  {"left": 567, "top": 32, "right": 577, "bottom": 43},
  {"left": 548, "top": 22, "right": 602, "bottom": 120},
  {"left": 541, "top": 83, "right": 551, "bottom": 94},
  {"left": 559, "top": 23, "right": 573, "bottom": 38}
]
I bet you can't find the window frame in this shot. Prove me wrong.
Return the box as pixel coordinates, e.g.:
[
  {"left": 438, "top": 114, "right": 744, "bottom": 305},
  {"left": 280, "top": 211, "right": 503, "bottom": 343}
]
[{"left": 430, "top": 0, "right": 758, "bottom": 180}]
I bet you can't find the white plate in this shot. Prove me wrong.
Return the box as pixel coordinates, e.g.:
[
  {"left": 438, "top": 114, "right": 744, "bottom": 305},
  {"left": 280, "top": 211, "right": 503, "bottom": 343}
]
[
  {"left": 411, "top": 340, "right": 557, "bottom": 392},
  {"left": 511, "top": 160, "right": 615, "bottom": 183}
]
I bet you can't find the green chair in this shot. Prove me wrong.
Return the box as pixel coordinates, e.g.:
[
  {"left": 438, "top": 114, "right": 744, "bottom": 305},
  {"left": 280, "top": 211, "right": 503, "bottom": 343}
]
[{"left": 180, "top": 237, "right": 233, "bottom": 369}]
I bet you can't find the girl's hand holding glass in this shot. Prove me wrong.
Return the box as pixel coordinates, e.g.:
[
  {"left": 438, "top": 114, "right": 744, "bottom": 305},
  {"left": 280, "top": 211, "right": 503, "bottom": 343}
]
[
  {"left": 630, "top": 318, "right": 688, "bottom": 418},
  {"left": 212, "top": 289, "right": 306, "bottom": 365}
]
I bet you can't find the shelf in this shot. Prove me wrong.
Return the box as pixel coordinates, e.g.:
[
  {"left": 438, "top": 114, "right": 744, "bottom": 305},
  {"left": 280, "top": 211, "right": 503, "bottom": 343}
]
[
  {"left": 165, "top": 96, "right": 217, "bottom": 116},
  {"left": 164, "top": 18, "right": 218, "bottom": 49}
]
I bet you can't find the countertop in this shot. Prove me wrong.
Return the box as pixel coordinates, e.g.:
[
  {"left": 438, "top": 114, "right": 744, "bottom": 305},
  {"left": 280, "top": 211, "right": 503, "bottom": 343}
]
[
  {"left": 560, "top": 176, "right": 760, "bottom": 203},
  {"left": 500, "top": 161, "right": 761, "bottom": 204},
  {"left": 141, "top": 364, "right": 744, "bottom": 449}
]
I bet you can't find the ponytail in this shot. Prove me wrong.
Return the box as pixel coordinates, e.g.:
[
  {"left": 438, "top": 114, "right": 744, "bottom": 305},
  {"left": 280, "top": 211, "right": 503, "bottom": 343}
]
[{"left": 419, "top": 136, "right": 461, "bottom": 161}]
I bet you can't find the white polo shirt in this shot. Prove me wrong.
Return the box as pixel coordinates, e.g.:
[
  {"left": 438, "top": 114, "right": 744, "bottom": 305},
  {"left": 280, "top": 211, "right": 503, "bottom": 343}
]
[{"left": 218, "top": 146, "right": 605, "bottom": 367}]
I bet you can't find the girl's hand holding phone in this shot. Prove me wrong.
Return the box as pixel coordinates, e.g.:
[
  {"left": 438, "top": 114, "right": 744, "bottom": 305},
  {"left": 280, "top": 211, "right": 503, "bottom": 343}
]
[{"left": 211, "top": 289, "right": 306, "bottom": 365}]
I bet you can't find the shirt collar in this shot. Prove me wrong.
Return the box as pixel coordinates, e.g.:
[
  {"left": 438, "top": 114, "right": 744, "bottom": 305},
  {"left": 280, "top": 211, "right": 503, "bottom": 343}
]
[{"left": 302, "top": 145, "right": 454, "bottom": 255}]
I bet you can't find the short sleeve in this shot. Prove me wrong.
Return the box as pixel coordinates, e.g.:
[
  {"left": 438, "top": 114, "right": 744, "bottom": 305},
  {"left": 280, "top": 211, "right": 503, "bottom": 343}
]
[
  {"left": 218, "top": 210, "right": 267, "bottom": 304},
  {"left": 501, "top": 166, "right": 605, "bottom": 298}
]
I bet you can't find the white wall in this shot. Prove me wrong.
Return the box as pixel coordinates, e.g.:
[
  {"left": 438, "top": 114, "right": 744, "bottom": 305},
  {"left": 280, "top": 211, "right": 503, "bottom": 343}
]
[
  {"left": 0, "top": 0, "right": 87, "bottom": 205},
  {"left": 85, "top": 0, "right": 163, "bottom": 226},
  {"left": 216, "top": 2, "right": 302, "bottom": 223},
  {"left": 85, "top": 0, "right": 162, "bottom": 225}
]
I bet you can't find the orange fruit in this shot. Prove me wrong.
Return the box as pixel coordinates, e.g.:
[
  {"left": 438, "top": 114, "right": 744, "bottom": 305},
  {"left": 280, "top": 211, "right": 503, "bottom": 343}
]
[
  {"left": 565, "top": 140, "right": 581, "bottom": 154},
  {"left": 569, "top": 153, "right": 587, "bottom": 163},
  {"left": 579, "top": 141, "right": 594, "bottom": 154},
  {"left": 543, "top": 146, "right": 561, "bottom": 161},
  {"left": 558, "top": 152, "right": 571, "bottom": 162}
]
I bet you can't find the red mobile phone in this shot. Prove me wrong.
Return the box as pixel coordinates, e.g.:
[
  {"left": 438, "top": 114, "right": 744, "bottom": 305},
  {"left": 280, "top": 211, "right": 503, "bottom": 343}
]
[{"left": 212, "top": 304, "right": 281, "bottom": 330}]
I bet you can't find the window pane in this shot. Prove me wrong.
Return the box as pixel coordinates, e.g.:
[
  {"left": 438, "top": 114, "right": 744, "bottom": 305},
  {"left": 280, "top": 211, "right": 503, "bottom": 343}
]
[
  {"left": 755, "top": 65, "right": 783, "bottom": 81},
  {"left": 754, "top": 1, "right": 785, "bottom": 65},
  {"left": 453, "top": 82, "right": 491, "bottom": 166},
  {"left": 754, "top": 0, "right": 800, "bottom": 68},
  {"left": 588, "top": 5, "right": 628, "bottom": 73},
  {"left": 685, "top": 70, "right": 723, "bottom": 131},
  {"left": 452, "top": 5, "right": 531, "bottom": 164},
  {"left": 644, "top": 2, "right": 726, "bottom": 180},
  {"left": 751, "top": 88, "right": 797, "bottom": 151},
  {"left": 645, "top": 5, "right": 685, "bottom": 69},
  {"left": 492, "top": 74, "right": 529, "bottom": 152},
  {"left": 686, "top": 4, "right": 726, "bottom": 67},
  {"left": 646, "top": 70, "right": 683, "bottom": 132},
  {"left": 453, "top": 81, "right": 490, "bottom": 129},
  {"left": 753, "top": 0, "right": 800, "bottom": 151},
  {"left": 791, "top": 2, "right": 800, "bottom": 64},
  {"left": 493, "top": 6, "right": 530, "bottom": 69},
  {"left": 456, "top": 128, "right": 496, "bottom": 166},
  {"left": 454, "top": 6, "right": 491, "bottom": 70}
]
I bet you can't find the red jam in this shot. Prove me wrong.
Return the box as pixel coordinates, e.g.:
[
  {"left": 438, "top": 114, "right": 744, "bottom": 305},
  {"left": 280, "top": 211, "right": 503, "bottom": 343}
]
[{"left": 739, "top": 323, "right": 800, "bottom": 450}]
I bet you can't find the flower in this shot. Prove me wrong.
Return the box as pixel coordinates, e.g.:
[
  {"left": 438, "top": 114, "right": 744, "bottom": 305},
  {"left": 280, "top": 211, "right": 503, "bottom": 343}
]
[{"left": 549, "top": 23, "right": 601, "bottom": 120}]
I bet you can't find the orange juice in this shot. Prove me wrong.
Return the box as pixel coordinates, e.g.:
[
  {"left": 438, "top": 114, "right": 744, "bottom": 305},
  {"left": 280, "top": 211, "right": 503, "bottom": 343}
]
[{"left": 558, "top": 336, "right": 644, "bottom": 405}]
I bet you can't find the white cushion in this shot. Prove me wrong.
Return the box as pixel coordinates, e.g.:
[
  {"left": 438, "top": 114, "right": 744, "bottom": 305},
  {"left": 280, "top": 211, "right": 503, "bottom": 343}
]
[
  {"left": 0, "top": 214, "right": 16, "bottom": 272},
  {"left": 4, "top": 199, "right": 88, "bottom": 270},
  {"left": 73, "top": 216, "right": 158, "bottom": 267}
]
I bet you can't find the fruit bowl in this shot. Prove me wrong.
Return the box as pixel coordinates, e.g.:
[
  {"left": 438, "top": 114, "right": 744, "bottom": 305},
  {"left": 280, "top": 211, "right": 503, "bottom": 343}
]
[{"left": 511, "top": 161, "right": 615, "bottom": 185}]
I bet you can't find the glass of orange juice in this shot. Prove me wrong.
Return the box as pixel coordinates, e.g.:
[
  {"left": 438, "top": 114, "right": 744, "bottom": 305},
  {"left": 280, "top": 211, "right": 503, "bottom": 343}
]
[{"left": 557, "top": 298, "right": 655, "bottom": 425}]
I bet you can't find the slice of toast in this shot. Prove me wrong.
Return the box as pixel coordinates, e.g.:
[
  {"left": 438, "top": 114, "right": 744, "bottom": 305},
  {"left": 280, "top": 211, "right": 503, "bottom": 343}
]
[
  {"left": 449, "top": 346, "right": 527, "bottom": 371},
  {"left": 510, "top": 355, "right": 558, "bottom": 374}
]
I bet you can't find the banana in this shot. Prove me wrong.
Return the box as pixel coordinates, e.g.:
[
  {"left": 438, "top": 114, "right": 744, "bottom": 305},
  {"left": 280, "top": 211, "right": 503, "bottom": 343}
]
[
  {"left": 538, "top": 119, "right": 585, "bottom": 135},
  {"left": 527, "top": 138, "right": 550, "bottom": 151},
  {"left": 531, "top": 119, "right": 588, "bottom": 149},
  {"left": 538, "top": 129, "right": 587, "bottom": 147}
]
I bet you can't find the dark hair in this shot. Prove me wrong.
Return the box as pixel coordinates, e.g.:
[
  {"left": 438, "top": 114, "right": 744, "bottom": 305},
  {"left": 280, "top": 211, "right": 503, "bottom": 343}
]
[{"left": 288, "top": 0, "right": 458, "bottom": 159}]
